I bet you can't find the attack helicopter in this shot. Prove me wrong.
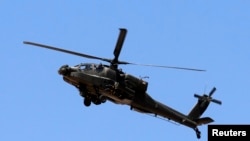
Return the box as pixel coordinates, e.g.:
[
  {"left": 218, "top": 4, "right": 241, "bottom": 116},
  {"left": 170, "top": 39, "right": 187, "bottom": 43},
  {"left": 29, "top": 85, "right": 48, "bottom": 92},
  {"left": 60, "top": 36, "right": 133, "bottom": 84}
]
[{"left": 23, "top": 28, "right": 222, "bottom": 139}]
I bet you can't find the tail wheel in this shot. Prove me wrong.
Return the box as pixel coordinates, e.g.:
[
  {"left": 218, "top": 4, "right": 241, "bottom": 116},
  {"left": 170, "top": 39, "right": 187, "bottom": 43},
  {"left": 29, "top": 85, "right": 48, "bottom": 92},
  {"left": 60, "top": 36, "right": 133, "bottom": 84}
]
[{"left": 194, "top": 128, "right": 201, "bottom": 139}]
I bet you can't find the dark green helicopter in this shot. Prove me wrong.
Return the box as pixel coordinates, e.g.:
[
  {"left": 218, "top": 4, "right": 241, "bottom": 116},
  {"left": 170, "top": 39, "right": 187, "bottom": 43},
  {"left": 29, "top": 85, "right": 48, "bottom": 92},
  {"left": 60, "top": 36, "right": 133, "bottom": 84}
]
[{"left": 23, "top": 28, "right": 222, "bottom": 139}]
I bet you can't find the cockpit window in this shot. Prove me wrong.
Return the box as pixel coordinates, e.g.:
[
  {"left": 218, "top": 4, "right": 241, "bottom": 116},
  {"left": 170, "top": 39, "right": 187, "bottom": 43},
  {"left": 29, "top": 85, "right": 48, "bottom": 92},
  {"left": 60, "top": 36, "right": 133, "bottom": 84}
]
[
  {"left": 96, "top": 64, "right": 104, "bottom": 70},
  {"left": 74, "top": 63, "right": 105, "bottom": 71},
  {"left": 75, "top": 64, "right": 91, "bottom": 70}
]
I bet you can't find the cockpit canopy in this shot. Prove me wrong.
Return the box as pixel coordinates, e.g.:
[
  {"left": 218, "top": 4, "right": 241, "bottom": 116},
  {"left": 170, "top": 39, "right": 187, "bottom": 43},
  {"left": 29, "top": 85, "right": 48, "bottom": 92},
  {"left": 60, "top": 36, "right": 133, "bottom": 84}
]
[{"left": 74, "top": 63, "right": 107, "bottom": 71}]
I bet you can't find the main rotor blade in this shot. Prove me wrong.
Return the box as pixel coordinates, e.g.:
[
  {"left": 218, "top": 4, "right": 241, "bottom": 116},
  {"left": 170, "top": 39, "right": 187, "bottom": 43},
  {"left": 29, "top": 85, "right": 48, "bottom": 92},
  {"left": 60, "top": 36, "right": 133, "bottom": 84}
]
[
  {"left": 23, "top": 40, "right": 205, "bottom": 72},
  {"left": 23, "top": 41, "right": 112, "bottom": 63},
  {"left": 113, "top": 28, "right": 127, "bottom": 63},
  {"left": 127, "top": 62, "right": 206, "bottom": 71}
]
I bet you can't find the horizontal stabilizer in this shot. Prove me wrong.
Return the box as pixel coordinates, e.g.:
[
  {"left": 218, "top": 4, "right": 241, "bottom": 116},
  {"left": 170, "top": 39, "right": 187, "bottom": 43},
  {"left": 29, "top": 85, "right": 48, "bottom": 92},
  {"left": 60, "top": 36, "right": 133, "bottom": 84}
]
[{"left": 195, "top": 117, "right": 214, "bottom": 125}]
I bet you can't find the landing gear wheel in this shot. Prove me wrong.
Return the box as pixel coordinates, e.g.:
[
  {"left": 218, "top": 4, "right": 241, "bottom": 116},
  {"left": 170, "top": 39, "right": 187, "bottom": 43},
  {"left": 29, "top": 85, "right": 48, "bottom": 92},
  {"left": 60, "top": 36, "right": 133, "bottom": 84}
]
[
  {"left": 99, "top": 95, "right": 107, "bottom": 103},
  {"left": 84, "top": 98, "right": 91, "bottom": 107},
  {"left": 194, "top": 128, "right": 201, "bottom": 139},
  {"left": 92, "top": 99, "right": 101, "bottom": 105}
]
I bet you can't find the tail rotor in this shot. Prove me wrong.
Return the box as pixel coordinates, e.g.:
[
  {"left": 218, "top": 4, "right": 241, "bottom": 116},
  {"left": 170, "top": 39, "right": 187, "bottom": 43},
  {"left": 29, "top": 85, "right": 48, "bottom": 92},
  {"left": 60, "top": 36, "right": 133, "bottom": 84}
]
[{"left": 194, "top": 87, "right": 222, "bottom": 105}]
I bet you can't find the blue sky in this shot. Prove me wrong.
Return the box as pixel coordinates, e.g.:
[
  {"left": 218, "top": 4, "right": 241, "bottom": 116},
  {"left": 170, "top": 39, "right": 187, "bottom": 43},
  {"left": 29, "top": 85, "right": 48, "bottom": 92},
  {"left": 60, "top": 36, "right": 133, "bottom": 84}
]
[{"left": 1, "top": 1, "right": 250, "bottom": 141}]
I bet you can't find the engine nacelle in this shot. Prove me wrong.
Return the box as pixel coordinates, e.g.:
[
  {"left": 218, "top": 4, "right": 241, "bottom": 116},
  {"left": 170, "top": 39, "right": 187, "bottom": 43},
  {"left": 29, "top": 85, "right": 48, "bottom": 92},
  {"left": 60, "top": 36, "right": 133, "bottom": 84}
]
[{"left": 124, "top": 74, "right": 148, "bottom": 93}]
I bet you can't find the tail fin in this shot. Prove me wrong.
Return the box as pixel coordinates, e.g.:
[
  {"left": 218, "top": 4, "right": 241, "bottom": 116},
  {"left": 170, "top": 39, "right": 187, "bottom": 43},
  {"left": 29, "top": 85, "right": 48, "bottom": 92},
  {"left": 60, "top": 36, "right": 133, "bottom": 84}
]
[{"left": 188, "top": 87, "right": 222, "bottom": 120}]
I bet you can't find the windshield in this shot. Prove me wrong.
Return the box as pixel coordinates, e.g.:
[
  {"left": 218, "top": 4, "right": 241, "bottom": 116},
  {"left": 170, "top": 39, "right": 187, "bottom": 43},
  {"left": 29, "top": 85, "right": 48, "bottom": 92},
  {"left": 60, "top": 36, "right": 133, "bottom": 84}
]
[{"left": 75, "top": 63, "right": 92, "bottom": 70}]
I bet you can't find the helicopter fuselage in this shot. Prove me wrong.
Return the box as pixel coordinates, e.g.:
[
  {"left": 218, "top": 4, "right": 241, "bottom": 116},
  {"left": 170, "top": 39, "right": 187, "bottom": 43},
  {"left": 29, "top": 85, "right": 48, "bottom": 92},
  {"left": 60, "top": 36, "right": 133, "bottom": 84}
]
[
  {"left": 58, "top": 63, "right": 199, "bottom": 129},
  {"left": 59, "top": 63, "right": 148, "bottom": 105}
]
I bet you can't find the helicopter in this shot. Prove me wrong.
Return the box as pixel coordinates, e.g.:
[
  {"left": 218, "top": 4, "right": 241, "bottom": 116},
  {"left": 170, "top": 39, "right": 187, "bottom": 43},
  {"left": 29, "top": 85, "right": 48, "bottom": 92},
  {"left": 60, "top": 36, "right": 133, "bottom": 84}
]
[{"left": 23, "top": 28, "right": 222, "bottom": 139}]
